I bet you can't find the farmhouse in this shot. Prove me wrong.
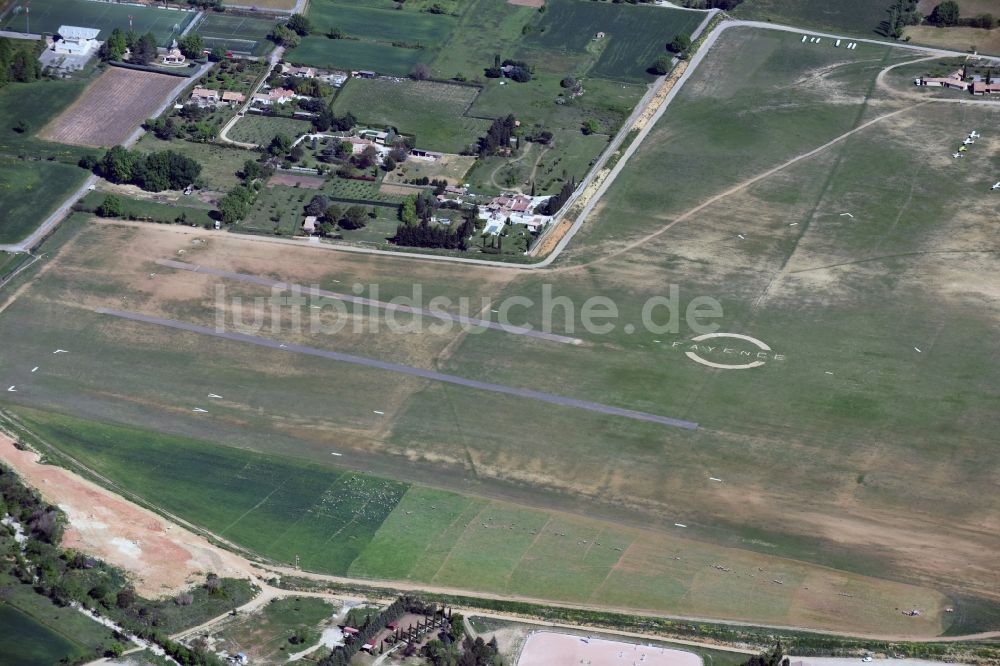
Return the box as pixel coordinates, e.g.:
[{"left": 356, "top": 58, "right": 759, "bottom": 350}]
[
  {"left": 354, "top": 70, "right": 377, "bottom": 79},
  {"left": 410, "top": 148, "right": 445, "bottom": 160},
  {"left": 252, "top": 87, "right": 296, "bottom": 105},
  {"left": 54, "top": 26, "right": 100, "bottom": 56},
  {"left": 302, "top": 216, "right": 317, "bottom": 235},
  {"left": 916, "top": 71, "right": 970, "bottom": 91},
  {"left": 222, "top": 91, "right": 246, "bottom": 106},
  {"left": 282, "top": 64, "right": 316, "bottom": 78},
  {"left": 190, "top": 87, "right": 220, "bottom": 107},
  {"left": 358, "top": 128, "right": 391, "bottom": 145},
  {"left": 159, "top": 47, "right": 186, "bottom": 65},
  {"left": 972, "top": 81, "right": 1000, "bottom": 95}
]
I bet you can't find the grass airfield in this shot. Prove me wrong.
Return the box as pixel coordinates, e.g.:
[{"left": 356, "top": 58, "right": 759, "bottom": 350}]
[{"left": 0, "top": 27, "right": 998, "bottom": 636}]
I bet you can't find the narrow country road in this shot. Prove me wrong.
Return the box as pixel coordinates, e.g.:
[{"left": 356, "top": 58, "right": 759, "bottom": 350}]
[{"left": 217, "top": 45, "right": 285, "bottom": 148}]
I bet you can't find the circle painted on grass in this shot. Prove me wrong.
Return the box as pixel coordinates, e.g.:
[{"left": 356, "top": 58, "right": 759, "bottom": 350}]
[{"left": 685, "top": 332, "right": 772, "bottom": 370}]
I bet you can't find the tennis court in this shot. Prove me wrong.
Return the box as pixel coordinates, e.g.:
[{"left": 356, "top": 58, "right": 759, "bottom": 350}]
[
  {"left": 191, "top": 12, "right": 277, "bottom": 56},
  {"left": 0, "top": 0, "right": 196, "bottom": 46}
]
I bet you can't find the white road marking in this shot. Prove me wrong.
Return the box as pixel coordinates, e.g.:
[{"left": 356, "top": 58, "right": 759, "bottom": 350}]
[
  {"left": 192, "top": 408, "right": 208, "bottom": 413},
  {"left": 914, "top": 347, "right": 922, "bottom": 352},
  {"left": 330, "top": 452, "right": 343, "bottom": 456},
  {"left": 208, "top": 393, "right": 222, "bottom": 399},
  {"left": 709, "top": 477, "right": 722, "bottom": 482},
  {"left": 31, "top": 367, "right": 38, "bottom": 373},
  {"left": 53, "top": 349, "right": 68, "bottom": 354},
  {"left": 7, "top": 386, "right": 16, "bottom": 392},
  {"left": 789, "top": 222, "right": 798, "bottom": 226},
  {"left": 372, "top": 410, "right": 385, "bottom": 415},
  {"left": 840, "top": 213, "right": 854, "bottom": 218},
  {"left": 674, "top": 523, "right": 687, "bottom": 528},
  {"left": 825, "top": 371, "right": 834, "bottom": 375}
]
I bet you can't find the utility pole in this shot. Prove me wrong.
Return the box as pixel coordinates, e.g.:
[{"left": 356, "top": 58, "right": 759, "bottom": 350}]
[{"left": 25, "top": 2, "right": 30, "bottom": 36}]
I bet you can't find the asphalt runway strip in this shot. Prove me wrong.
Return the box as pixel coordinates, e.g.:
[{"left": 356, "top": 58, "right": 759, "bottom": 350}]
[
  {"left": 94, "top": 308, "right": 698, "bottom": 430},
  {"left": 155, "top": 259, "right": 582, "bottom": 346}
]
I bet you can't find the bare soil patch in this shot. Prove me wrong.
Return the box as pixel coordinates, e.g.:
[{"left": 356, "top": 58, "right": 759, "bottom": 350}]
[
  {"left": 0, "top": 434, "right": 252, "bottom": 596},
  {"left": 40, "top": 67, "right": 181, "bottom": 147},
  {"left": 379, "top": 182, "right": 424, "bottom": 196},
  {"left": 517, "top": 631, "right": 702, "bottom": 666},
  {"left": 267, "top": 172, "right": 324, "bottom": 189},
  {"left": 385, "top": 154, "right": 477, "bottom": 187}
]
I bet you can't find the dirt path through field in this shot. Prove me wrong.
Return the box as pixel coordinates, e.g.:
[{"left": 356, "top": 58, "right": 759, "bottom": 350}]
[{"left": 552, "top": 102, "right": 930, "bottom": 273}]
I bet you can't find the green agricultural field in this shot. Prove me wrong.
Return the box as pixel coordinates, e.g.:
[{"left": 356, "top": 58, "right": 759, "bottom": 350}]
[
  {"left": 243, "top": 184, "right": 315, "bottom": 234},
  {"left": 192, "top": 12, "right": 279, "bottom": 56},
  {"left": 306, "top": 0, "right": 457, "bottom": 46},
  {"left": 77, "top": 190, "right": 215, "bottom": 227},
  {"left": 0, "top": 158, "right": 87, "bottom": 244},
  {"left": 733, "top": 0, "right": 897, "bottom": 37},
  {"left": 525, "top": 0, "right": 705, "bottom": 81},
  {"left": 4, "top": 407, "right": 950, "bottom": 636},
  {"left": 429, "top": 0, "right": 538, "bottom": 80},
  {"left": 0, "top": 0, "right": 196, "bottom": 45},
  {"left": 0, "top": 606, "right": 93, "bottom": 664},
  {"left": 322, "top": 175, "right": 404, "bottom": 204},
  {"left": 13, "top": 408, "right": 407, "bottom": 574},
  {"left": 330, "top": 78, "right": 490, "bottom": 154},
  {"left": 0, "top": 568, "right": 119, "bottom": 664},
  {"left": 228, "top": 115, "right": 313, "bottom": 146},
  {"left": 0, "top": 76, "right": 98, "bottom": 162},
  {"left": 288, "top": 37, "right": 426, "bottom": 75},
  {"left": 134, "top": 134, "right": 252, "bottom": 191}
]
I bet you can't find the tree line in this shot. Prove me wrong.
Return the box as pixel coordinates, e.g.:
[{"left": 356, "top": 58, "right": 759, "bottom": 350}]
[
  {"left": 84, "top": 146, "right": 201, "bottom": 193},
  {"left": 926, "top": 1, "right": 997, "bottom": 29},
  {"left": 478, "top": 115, "right": 518, "bottom": 157},
  {"left": 394, "top": 191, "right": 476, "bottom": 250},
  {"left": 424, "top": 634, "right": 503, "bottom": 666}
]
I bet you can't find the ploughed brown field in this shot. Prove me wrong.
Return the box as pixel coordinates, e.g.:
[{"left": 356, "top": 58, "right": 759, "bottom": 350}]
[{"left": 41, "top": 67, "right": 181, "bottom": 148}]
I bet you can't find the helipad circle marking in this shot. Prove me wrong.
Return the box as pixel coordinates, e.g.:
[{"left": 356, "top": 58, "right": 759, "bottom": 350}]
[{"left": 685, "top": 332, "right": 771, "bottom": 370}]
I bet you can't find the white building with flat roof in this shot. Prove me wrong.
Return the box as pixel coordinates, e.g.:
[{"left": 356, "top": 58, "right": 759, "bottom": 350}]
[{"left": 54, "top": 25, "right": 100, "bottom": 56}]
